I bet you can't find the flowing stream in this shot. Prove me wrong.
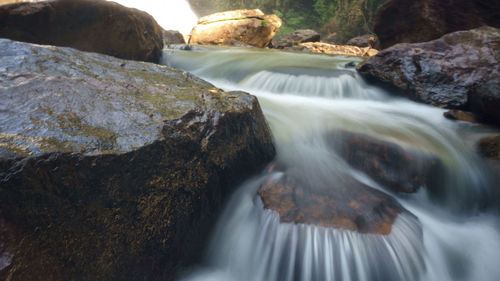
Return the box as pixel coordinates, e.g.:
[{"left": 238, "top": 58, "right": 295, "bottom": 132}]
[{"left": 161, "top": 46, "right": 500, "bottom": 281}]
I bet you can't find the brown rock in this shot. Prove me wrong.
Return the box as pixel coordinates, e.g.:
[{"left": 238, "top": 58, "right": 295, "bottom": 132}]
[
  {"left": 162, "top": 29, "right": 186, "bottom": 45},
  {"left": 330, "top": 131, "right": 442, "bottom": 194},
  {"left": 273, "top": 29, "right": 320, "bottom": 48},
  {"left": 443, "top": 110, "right": 480, "bottom": 123},
  {"left": 374, "top": 0, "right": 500, "bottom": 49},
  {"left": 477, "top": 135, "right": 500, "bottom": 160},
  {"left": 0, "top": 39, "right": 275, "bottom": 281},
  {"left": 189, "top": 9, "right": 281, "bottom": 48},
  {"left": 0, "top": 0, "right": 163, "bottom": 63},
  {"left": 357, "top": 26, "right": 500, "bottom": 125},
  {"left": 258, "top": 173, "right": 408, "bottom": 235},
  {"left": 346, "top": 34, "right": 379, "bottom": 49},
  {"left": 295, "top": 42, "right": 378, "bottom": 57}
]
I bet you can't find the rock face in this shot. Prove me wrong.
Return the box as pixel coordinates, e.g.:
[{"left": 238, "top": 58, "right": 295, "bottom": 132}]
[
  {"left": 357, "top": 26, "right": 500, "bottom": 124},
  {"left": 295, "top": 42, "right": 379, "bottom": 57},
  {"left": 346, "top": 34, "right": 379, "bottom": 49},
  {"left": 273, "top": 29, "right": 320, "bottom": 48},
  {"left": 329, "top": 131, "right": 442, "bottom": 193},
  {"left": 162, "top": 29, "right": 186, "bottom": 45},
  {"left": 189, "top": 9, "right": 281, "bottom": 47},
  {"left": 258, "top": 172, "right": 408, "bottom": 235},
  {"left": 374, "top": 0, "right": 500, "bottom": 49},
  {"left": 0, "top": 39, "right": 275, "bottom": 281},
  {"left": 0, "top": 0, "right": 163, "bottom": 62}
]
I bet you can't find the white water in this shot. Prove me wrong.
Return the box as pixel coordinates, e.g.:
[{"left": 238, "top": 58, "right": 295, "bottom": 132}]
[
  {"left": 109, "top": 0, "right": 198, "bottom": 34},
  {"left": 161, "top": 46, "right": 500, "bottom": 281}
]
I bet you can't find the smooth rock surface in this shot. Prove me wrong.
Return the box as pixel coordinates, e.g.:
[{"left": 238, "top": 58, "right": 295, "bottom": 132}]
[
  {"left": 374, "top": 0, "right": 500, "bottom": 49},
  {"left": 273, "top": 29, "right": 320, "bottom": 48},
  {"left": 329, "top": 131, "right": 442, "bottom": 193},
  {"left": 346, "top": 34, "right": 379, "bottom": 49},
  {"left": 296, "top": 42, "right": 378, "bottom": 57},
  {"left": 162, "top": 29, "right": 186, "bottom": 45},
  {"left": 0, "top": 39, "right": 275, "bottom": 281},
  {"left": 357, "top": 26, "right": 500, "bottom": 124},
  {"left": 258, "top": 172, "right": 409, "bottom": 235},
  {"left": 0, "top": 0, "right": 163, "bottom": 62},
  {"left": 189, "top": 9, "right": 281, "bottom": 48}
]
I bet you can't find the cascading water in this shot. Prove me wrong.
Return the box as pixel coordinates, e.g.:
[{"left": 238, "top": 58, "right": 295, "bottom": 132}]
[{"left": 161, "top": 46, "right": 500, "bottom": 281}]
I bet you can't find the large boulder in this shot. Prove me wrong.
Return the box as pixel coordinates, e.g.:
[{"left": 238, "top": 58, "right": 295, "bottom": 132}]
[
  {"left": 0, "top": 0, "right": 163, "bottom": 62},
  {"left": 357, "top": 26, "right": 500, "bottom": 125},
  {"left": 329, "top": 131, "right": 442, "bottom": 193},
  {"left": 189, "top": 9, "right": 281, "bottom": 48},
  {"left": 0, "top": 39, "right": 275, "bottom": 281},
  {"left": 374, "top": 0, "right": 500, "bottom": 49},
  {"left": 258, "top": 172, "right": 412, "bottom": 235},
  {"left": 273, "top": 29, "right": 320, "bottom": 49}
]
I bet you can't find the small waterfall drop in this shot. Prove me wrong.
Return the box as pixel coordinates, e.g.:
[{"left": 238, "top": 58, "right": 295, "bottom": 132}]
[
  {"left": 161, "top": 46, "right": 500, "bottom": 281},
  {"left": 110, "top": 0, "right": 198, "bottom": 34}
]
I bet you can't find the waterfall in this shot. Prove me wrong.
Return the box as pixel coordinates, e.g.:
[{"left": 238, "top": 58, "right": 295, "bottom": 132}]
[
  {"left": 110, "top": 0, "right": 198, "bottom": 34},
  {"left": 161, "top": 46, "right": 500, "bottom": 281}
]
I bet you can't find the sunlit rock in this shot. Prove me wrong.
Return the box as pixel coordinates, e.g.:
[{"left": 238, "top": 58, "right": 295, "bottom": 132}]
[
  {"left": 0, "top": 0, "right": 163, "bottom": 62},
  {"left": 294, "top": 42, "right": 378, "bottom": 57},
  {"left": 0, "top": 39, "right": 275, "bottom": 281},
  {"left": 189, "top": 9, "right": 281, "bottom": 47}
]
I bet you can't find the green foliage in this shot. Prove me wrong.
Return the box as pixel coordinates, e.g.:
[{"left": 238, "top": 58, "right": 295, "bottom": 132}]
[{"left": 188, "top": 0, "right": 388, "bottom": 41}]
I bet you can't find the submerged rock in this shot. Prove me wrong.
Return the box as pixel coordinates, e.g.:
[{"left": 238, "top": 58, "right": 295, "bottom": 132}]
[
  {"left": 0, "top": 39, "right": 275, "bottom": 281},
  {"left": 443, "top": 110, "right": 480, "bottom": 123},
  {"left": 330, "top": 131, "right": 442, "bottom": 194},
  {"left": 273, "top": 29, "right": 320, "bottom": 48},
  {"left": 374, "top": 0, "right": 500, "bottom": 49},
  {"left": 189, "top": 9, "right": 281, "bottom": 48},
  {"left": 296, "top": 42, "right": 379, "bottom": 57},
  {"left": 258, "top": 172, "right": 410, "bottom": 235},
  {"left": 0, "top": 0, "right": 163, "bottom": 62},
  {"left": 357, "top": 26, "right": 500, "bottom": 125}
]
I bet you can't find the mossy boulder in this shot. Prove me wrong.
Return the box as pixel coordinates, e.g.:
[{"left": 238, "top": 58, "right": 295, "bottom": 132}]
[
  {"left": 0, "top": 39, "right": 275, "bottom": 281},
  {"left": 0, "top": 0, "right": 163, "bottom": 62}
]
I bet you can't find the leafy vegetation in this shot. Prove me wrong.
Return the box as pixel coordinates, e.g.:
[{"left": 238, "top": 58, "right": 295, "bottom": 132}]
[{"left": 188, "top": 0, "right": 387, "bottom": 42}]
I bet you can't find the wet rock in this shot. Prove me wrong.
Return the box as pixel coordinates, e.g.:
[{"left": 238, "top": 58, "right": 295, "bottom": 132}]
[
  {"left": 273, "top": 29, "right": 320, "bottom": 48},
  {"left": 477, "top": 135, "right": 500, "bottom": 160},
  {"left": 443, "top": 110, "right": 479, "bottom": 123},
  {"left": 189, "top": 9, "right": 281, "bottom": 48},
  {"left": 0, "top": 0, "right": 163, "bottom": 63},
  {"left": 329, "top": 131, "right": 442, "bottom": 193},
  {"left": 357, "top": 26, "right": 500, "bottom": 124},
  {"left": 258, "top": 172, "right": 409, "bottom": 235},
  {"left": 294, "top": 42, "right": 378, "bottom": 57},
  {"left": 346, "top": 34, "right": 379, "bottom": 49},
  {"left": 476, "top": 134, "right": 500, "bottom": 176},
  {"left": 163, "top": 29, "right": 186, "bottom": 45},
  {"left": 374, "top": 0, "right": 500, "bottom": 49},
  {"left": 0, "top": 39, "right": 275, "bottom": 281}
]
